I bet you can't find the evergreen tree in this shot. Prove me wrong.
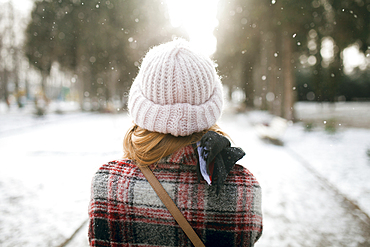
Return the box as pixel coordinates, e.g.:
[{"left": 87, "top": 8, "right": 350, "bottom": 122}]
[
  {"left": 215, "top": 0, "right": 370, "bottom": 118},
  {"left": 215, "top": 0, "right": 319, "bottom": 119},
  {"left": 25, "top": 0, "right": 186, "bottom": 109}
]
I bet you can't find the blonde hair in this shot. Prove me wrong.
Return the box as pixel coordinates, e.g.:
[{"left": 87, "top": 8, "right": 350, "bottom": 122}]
[{"left": 123, "top": 124, "right": 229, "bottom": 166}]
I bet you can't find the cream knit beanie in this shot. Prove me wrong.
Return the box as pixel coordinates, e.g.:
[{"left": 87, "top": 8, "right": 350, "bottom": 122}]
[{"left": 128, "top": 39, "right": 223, "bottom": 136}]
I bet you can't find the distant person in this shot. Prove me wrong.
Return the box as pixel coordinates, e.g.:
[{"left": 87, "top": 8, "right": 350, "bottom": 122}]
[{"left": 88, "top": 39, "right": 263, "bottom": 247}]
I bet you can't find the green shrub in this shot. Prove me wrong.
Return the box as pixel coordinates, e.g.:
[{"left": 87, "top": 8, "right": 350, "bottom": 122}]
[
  {"left": 324, "top": 119, "right": 337, "bottom": 134},
  {"left": 304, "top": 122, "right": 315, "bottom": 132}
]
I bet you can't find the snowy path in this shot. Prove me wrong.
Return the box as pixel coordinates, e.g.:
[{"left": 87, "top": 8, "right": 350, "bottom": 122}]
[
  {"left": 1, "top": 111, "right": 370, "bottom": 246},
  {"left": 0, "top": 112, "right": 131, "bottom": 247},
  {"left": 221, "top": 114, "right": 370, "bottom": 247}
]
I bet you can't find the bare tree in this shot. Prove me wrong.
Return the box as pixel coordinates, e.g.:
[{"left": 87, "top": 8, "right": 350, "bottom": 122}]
[{"left": 0, "top": 1, "right": 23, "bottom": 109}]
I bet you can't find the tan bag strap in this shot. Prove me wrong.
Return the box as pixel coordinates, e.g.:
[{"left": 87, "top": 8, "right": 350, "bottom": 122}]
[{"left": 138, "top": 165, "right": 205, "bottom": 247}]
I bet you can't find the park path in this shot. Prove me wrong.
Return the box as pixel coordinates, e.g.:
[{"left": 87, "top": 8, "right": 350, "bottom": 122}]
[{"left": 1, "top": 111, "right": 369, "bottom": 246}]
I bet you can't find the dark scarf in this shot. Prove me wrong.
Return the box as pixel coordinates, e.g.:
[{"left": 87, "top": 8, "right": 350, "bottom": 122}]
[{"left": 196, "top": 131, "right": 245, "bottom": 194}]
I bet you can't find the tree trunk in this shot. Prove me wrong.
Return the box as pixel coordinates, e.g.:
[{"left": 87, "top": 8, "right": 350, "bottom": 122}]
[
  {"left": 267, "top": 31, "right": 280, "bottom": 116},
  {"left": 243, "top": 65, "right": 254, "bottom": 107},
  {"left": 282, "top": 32, "right": 295, "bottom": 121},
  {"left": 41, "top": 72, "right": 47, "bottom": 98},
  {"left": 3, "top": 69, "right": 10, "bottom": 108}
]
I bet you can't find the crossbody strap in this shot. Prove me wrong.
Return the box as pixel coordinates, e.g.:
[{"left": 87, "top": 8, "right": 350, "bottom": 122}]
[{"left": 138, "top": 165, "right": 205, "bottom": 247}]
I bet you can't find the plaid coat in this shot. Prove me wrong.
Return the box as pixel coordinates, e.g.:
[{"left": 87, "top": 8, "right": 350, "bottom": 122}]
[{"left": 88, "top": 145, "right": 262, "bottom": 247}]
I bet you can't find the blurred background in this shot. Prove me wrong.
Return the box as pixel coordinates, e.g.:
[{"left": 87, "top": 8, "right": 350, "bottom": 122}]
[{"left": 0, "top": 0, "right": 370, "bottom": 246}]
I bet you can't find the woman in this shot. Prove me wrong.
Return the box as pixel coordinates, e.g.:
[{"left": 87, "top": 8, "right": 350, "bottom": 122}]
[{"left": 88, "top": 39, "right": 263, "bottom": 246}]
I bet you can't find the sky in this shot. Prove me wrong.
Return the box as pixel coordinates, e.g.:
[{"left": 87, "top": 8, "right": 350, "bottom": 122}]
[
  {"left": 343, "top": 44, "right": 368, "bottom": 74},
  {"left": 0, "top": 0, "right": 33, "bottom": 15}
]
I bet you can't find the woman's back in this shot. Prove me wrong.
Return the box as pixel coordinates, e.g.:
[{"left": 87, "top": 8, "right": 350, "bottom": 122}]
[
  {"left": 89, "top": 145, "right": 262, "bottom": 246},
  {"left": 88, "top": 39, "right": 263, "bottom": 246}
]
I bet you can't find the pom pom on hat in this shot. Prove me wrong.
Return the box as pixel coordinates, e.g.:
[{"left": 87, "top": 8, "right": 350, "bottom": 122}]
[{"left": 128, "top": 39, "right": 223, "bottom": 136}]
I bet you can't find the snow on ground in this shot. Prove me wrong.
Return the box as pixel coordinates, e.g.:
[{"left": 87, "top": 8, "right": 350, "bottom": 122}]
[
  {"left": 220, "top": 112, "right": 370, "bottom": 247},
  {"left": 294, "top": 101, "right": 370, "bottom": 129},
  {"left": 0, "top": 101, "right": 370, "bottom": 246},
  {"left": 0, "top": 101, "right": 82, "bottom": 134},
  {"left": 284, "top": 124, "right": 370, "bottom": 217},
  {"left": 0, "top": 104, "right": 131, "bottom": 247},
  {"left": 291, "top": 102, "right": 370, "bottom": 218},
  {"left": 245, "top": 103, "right": 370, "bottom": 218}
]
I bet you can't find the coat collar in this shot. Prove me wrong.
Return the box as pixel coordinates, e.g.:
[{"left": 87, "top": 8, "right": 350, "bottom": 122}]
[{"left": 159, "top": 144, "right": 198, "bottom": 166}]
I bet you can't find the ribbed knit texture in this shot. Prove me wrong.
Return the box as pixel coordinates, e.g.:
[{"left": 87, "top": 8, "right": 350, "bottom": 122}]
[{"left": 128, "top": 39, "right": 223, "bottom": 136}]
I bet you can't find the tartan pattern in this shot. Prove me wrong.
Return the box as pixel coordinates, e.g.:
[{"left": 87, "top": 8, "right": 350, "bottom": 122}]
[{"left": 88, "top": 145, "right": 263, "bottom": 247}]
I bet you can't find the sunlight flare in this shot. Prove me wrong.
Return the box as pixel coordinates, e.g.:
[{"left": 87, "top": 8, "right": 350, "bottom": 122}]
[{"left": 166, "top": 0, "right": 219, "bottom": 56}]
